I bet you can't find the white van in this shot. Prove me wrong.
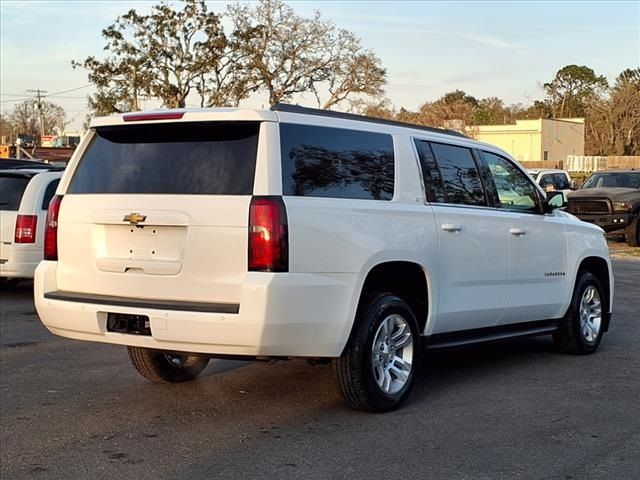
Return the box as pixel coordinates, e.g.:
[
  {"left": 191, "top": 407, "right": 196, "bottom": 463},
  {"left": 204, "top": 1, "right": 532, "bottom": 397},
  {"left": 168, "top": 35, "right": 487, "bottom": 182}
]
[{"left": 35, "top": 104, "right": 613, "bottom": 412}]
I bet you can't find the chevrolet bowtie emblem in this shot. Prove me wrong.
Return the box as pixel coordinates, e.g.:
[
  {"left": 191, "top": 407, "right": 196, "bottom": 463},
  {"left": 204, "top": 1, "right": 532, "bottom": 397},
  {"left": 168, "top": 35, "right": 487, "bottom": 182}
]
[{"left": 123, "top": 212, "right": 147, "bottom": 225}]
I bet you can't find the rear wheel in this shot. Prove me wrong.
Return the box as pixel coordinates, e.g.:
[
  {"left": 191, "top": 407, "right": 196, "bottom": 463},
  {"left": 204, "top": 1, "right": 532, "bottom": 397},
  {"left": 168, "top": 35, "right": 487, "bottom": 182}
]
[
  {"left": 127, "top": 347, "right": 209, "bottom": 383},
  {"left": 553, "top": 271, "right": 605, "bottom": 355},
  {"left": 625, "top": 214, "right": 639, "bottom": 247},
  {"left": 334, "top": 293, "right": 419, "bottom": 413}
]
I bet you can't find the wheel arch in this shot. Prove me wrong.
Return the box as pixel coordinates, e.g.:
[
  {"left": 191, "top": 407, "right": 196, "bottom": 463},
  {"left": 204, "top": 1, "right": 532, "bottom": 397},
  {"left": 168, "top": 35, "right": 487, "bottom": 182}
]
[
  {"left": 340, "top": 260, "right": 432, "bottom": 356},
  {"left": 575, "top": 256, "right": 613, "bottom": 319}
]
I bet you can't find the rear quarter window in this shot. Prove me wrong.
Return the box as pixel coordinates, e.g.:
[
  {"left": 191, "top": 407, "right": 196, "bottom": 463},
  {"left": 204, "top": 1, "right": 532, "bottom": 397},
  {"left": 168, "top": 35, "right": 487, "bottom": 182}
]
[
  {"left": 67, "top": 122, "right": 260, "bottom": 195},
  {"left": 280, "top": 124, "right": 395, "bottom": 200},
  {"left": 0, "top": 176, "right": 30, "bottom": 211},
  {"left": 41, "top": 179, "right": 60, "bottom": 209}
]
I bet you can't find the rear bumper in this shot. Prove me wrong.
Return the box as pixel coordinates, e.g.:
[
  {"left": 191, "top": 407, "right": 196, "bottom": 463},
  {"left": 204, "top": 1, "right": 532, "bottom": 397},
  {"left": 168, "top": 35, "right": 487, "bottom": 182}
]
[
  {"left": 0, "top": 245, "right": 41, "bottom": 279},
  {"left": 571, "top": 213, "right": 634, "bottom": 232},
  {"left": 35, "top": 261, "right": 357, "bottom": 357}
]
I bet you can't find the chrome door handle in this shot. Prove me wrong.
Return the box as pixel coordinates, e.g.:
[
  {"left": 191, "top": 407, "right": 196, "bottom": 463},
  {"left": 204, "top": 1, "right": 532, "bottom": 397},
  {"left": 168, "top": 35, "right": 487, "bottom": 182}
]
[
  {"left": 441, "top": 224, "right": 462, "bottom": 232},
  {"left": 509, "top": 227, "right": 527, "bottom": 236}
]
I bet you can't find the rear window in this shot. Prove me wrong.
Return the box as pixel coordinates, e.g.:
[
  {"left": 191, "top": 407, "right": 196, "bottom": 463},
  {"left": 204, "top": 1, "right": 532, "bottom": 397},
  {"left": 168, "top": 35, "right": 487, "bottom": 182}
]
[
  {"left": 0, "top": 176, "right": 30, "bottom": 211},
  {"left": 68, "top": 122, "right": 260, "bottom": 195},
  {"left": 280, "top": 124, "right": 394, "bottom": 200},
  {"left": 553, "top": 173, "right": 570, "bottom": 190}
]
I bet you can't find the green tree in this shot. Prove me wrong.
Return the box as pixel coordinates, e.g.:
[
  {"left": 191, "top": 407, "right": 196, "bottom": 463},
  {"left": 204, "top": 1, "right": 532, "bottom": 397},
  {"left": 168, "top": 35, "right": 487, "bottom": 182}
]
[
  {"left": 543, "top": 65, "right": 608, "bottom": 118},
  {"left": 442, "top": 89, "right": 478, "bottom": 107},
  {"left": 74, "top": 0, "right": 228, "bottom": 111}
]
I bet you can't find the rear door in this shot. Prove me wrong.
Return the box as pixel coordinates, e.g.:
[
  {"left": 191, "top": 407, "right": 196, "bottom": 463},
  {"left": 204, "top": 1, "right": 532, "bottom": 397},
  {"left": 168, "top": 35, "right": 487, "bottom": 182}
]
[
  {"left": 55, "top": 120, "right": 263, "bottom": 306},
  {"left": 0, "top": 173, "right": 31, "bottom": 263},
  {"left": 414, "top": 140, "right": 507, "bottom": 333}
]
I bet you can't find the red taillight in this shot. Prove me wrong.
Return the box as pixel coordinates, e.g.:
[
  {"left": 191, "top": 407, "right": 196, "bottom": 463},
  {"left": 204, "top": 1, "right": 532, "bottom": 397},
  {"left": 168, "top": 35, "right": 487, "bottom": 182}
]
[
  {"left": 248, "top": 196, "right": 288, "bottom": 272},
  {"left": 14, "top": 215, "right": 37, "bottom": 243},
  {"left": 44, "top": 195, "right": 63, "bottom": 261},
  {"left": 123, "top": 112, "right": 184, "bottom": 122}
]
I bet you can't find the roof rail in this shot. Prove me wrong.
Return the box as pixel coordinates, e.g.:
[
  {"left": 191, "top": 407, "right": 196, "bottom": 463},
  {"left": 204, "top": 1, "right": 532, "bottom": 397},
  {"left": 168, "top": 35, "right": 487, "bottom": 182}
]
[{"left": 270, "top": 103, "right": 467, "bottom": 138}]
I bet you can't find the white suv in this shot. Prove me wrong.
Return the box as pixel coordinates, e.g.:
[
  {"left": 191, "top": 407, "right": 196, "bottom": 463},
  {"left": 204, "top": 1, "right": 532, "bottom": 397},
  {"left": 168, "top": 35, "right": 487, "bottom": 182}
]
[
  {"left": 35, "top": 105, "right": 613, "bottom": 412},
  {"left": 1, "top": 166, "right": 63, "bottom": 285}
]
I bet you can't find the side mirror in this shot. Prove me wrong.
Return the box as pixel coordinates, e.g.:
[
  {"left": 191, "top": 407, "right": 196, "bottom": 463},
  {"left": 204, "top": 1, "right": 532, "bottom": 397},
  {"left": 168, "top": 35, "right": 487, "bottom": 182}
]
[
  {"left": 546, "top": 190, "right": 566, "bottom": 211},
  {"left": 570, "top": 180, "right": 576, "bottom": 190}
]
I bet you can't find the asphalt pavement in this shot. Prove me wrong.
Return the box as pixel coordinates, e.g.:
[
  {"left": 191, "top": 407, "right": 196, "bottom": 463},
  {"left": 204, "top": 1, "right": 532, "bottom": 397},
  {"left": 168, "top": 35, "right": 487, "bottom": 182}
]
[{"left": 1, "top": 258, "right": 639, "bottom": 480}]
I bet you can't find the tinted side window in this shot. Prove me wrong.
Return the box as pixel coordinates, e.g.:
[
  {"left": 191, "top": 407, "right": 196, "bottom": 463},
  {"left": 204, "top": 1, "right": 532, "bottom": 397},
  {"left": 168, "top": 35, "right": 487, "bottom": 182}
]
[
  {"left": 539, "top": 174, "right": 554, "bottom": 190},
  {"left": 414, "top": 140, "right": 445, "bottom": 202},
  {"left": 42, "top": 179, "right": 60, "bottom": 209},
  {"left": 429, "top": 143, "right": 486, "bottom": 206},
  {"left": 68, "top": 122, "right": 259, "bottom": 195},
  {"left": 0, "top": 176, "right": 30, "bottom": 211},
  {"left": 280, "top": 124, "right": 394, "bottom": 200},
  {"left": 482, "top": 152, "right": 540, "bottom": 213},
  {"left": 553, "top": 173, "right": 570, "bottom": 190}
]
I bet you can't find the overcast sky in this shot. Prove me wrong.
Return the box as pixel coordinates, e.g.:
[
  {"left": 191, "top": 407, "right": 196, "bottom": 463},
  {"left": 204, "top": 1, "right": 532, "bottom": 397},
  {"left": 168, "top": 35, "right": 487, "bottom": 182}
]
[{"left": 1, "top": 0, "right": 638, "bottom": 130}]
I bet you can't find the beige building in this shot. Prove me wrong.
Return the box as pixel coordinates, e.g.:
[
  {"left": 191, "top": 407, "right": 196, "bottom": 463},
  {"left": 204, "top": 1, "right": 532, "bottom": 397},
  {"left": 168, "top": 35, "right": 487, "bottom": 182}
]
[{"left": 469, "top": 118, "right": 584, "bottom": 163}]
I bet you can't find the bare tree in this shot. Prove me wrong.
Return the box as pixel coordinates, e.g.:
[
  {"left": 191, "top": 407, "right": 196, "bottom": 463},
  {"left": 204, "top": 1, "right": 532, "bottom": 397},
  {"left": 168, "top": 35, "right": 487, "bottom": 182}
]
[
  {"left": 7, "top": 100, "right": 67, "bottom": 143},
  {"left": 317, "top": 30, "right": 386, "bottom": 110},
  {"left": 227, "top": 0, "right": 385, "bottom": 107},
  {"left": 586, "top": 68, "right": 640, "bottom": 155}
]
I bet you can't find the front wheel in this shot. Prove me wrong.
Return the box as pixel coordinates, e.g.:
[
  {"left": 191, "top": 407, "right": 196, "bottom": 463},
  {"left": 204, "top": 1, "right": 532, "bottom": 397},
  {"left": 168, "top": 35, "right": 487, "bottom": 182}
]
[
  {"left": 334, "top": 293, "right": 420, "bottom": 413},
  {"left": 553, "top": 271, "right": 605, "bottom": 355},
  {"left": 127, "top": 347, "right": 209, "bottom": 383}
]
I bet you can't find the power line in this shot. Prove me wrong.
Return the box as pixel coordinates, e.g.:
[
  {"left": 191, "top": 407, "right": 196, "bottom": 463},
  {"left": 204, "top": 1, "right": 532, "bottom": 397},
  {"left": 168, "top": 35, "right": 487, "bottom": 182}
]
[
  {"left": 0, "top": 97, "right": 32, "bottom": 104},
  {"left": 47, "top": 84, "right": 93, "bottom": 97},
  {"left": 45, "top": 95, "right": 88, "bottom": 99},
  {"left": 1, "top": 84, "right": 93, "bottom": 105},
  {"left": 1, "top": 84, "right": 92, "bottom": 99}
]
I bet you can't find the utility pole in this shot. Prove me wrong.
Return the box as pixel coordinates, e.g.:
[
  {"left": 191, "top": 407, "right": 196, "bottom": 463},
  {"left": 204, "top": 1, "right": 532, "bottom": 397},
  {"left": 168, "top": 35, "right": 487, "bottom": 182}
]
[{"left": 27, "top": 89, "right": 48, "bottom": 142}]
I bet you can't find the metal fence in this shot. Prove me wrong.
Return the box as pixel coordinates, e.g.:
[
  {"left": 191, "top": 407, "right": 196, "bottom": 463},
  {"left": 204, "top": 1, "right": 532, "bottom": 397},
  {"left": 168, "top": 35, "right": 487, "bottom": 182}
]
[{"left": 566, "top": 155, "right": 640, "bottom": 172}]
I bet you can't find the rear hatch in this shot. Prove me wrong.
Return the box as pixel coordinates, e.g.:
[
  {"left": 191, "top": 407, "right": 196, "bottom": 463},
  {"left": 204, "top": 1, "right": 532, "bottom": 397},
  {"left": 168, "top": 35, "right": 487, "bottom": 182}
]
[
  {"left": 0, "top": 173, "right": 32, "bottom": 262},
  {"left": 55, "top": 120, "right": 262, "bottom": 306}
]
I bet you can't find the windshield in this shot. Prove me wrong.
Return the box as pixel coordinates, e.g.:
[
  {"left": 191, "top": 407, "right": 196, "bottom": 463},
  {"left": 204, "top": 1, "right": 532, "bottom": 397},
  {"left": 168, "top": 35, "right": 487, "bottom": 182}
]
[
  {"left": 0, "top": 176, "right": 30, "bottom": 210},
  {"left": 581, "top": 172, "right": 640, "bottom": 189}
]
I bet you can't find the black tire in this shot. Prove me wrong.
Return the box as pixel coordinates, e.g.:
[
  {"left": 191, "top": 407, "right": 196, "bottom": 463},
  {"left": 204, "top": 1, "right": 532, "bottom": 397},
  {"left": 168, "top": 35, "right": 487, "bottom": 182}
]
[
  {"left": 553, "top": 271, "right": 606, "bottom": 355},
  {"left": 334, "top": 293, "right": 420, "bottom": 413},
  {"left": 625, "top": 214, "right": 639, "bottom": 247},
  {"left": 127, "top": 347, "right": 209, "bottom": 383}
]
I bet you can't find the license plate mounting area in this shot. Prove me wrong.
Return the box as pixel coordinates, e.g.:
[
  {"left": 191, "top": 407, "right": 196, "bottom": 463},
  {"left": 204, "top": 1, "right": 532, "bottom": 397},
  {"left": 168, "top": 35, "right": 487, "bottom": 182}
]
[{"left": 106, "top": 313, "right": 151, "bottom": 336}]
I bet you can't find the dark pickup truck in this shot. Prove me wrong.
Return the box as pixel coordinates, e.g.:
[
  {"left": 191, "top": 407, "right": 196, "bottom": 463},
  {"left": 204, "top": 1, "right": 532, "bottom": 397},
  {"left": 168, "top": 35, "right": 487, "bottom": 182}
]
[{"left": 566, "top": 169, "right": 640, "bottom": 247}]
